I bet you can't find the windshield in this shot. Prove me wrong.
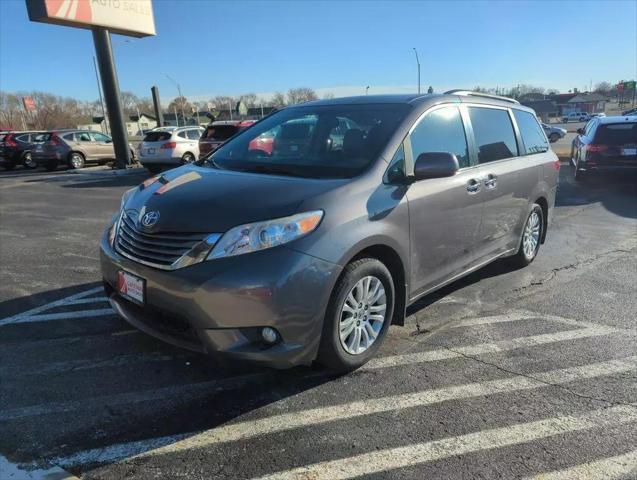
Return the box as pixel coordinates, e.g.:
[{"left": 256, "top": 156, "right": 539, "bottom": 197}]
[{"left": 206, "top": 104, "right": 411, "bottom": 179}]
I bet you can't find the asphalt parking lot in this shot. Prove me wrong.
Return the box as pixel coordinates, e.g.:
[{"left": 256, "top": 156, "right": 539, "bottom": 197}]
[{"left": 0, "top": 164, "right": 636, "bottom": 479}]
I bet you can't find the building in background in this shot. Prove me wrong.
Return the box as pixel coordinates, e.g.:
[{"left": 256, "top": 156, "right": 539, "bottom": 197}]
[
  {"left": 566, "top": 93, "right": 607, "bottom": 114},
  {"left": 520, "top": 99, "right": 559, "bottom": 122}
]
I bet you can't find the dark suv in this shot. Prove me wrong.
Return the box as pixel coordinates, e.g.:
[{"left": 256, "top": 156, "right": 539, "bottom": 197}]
[
  {"left": 572, "top": 116, "right": 637, "bottom": 181},
  {"left": 0, "top": 131, "right": 43, "bottom": 170},
  {"left": 198, "top": 120, "right": 255, "bottom": 158},
  {"left": 101, "top": 90, "right": 558, "bottom": 372}
]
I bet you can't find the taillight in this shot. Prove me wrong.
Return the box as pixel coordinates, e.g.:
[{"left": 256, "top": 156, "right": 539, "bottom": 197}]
[
  {"left": 4, "top": 134, "right": 17, "bottom": 147},
  {"left": 50, "top": 134, "right": 61, "bottom": 146},
  {"left": 586, "top": 144, "right": 608, "bottom": 153},
  {"left": 553, "top": 159, "right": 561, "bottom": 171},
  {"left": 160, "top": 141, "right": 177, "bottom": 150}
]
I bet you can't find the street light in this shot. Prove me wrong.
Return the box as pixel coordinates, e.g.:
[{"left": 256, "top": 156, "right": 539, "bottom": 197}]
[
  {"left": 365, "top": 86, "right": 370, "bottom": 95},
  {"left": 413, "top": 48, "right": 421, "bottom": 94},
  {"left": 165, "top": 74, "right": 186, "bottom": 125}
]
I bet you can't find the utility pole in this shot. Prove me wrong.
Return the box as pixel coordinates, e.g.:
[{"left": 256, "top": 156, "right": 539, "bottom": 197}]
[
  {"left": 93, "top": 55, "right": 109, "bottom": 135},
  {"left": 165, "top": 74, "right": 186, "bottom": 123},
  {"left": 412, "top": 48, "right": 421, "bottom": 94},
  {"left": 366, "top": 86, "right": 370, "bottom": 95}
]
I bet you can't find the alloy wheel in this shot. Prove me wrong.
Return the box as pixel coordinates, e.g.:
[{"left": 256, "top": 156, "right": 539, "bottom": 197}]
[
  {"left": 522, "top": 211, "right": 541, "bottom": 259},
  {"left": 339, "top": 276, "right": 386, "bottom": 355}
]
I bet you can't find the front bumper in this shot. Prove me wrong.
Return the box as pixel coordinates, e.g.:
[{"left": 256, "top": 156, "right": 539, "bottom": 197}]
[{"left": 100, "top": 232, "right": 342, "bottom": 368}]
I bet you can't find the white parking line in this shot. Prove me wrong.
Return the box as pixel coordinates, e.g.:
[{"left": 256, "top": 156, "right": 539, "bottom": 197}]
[
  {"left": 525, "top": 450, "right": 637, "bottom": 479},
  {"left": 64, "top": 297, "right": 109, "bottom": 306},
  {"left": 0, "top": 286, "right": 104, "bottom": 327},
  {"left": 363, "top": 326, "right": 622, "bottom": 370},
  {"left": 48, "top": 356, "right": 637, "bottom": 468},
  {"left": 7, "top": 308, "right": 115, "bottom": 324},
  {"left": 253, "top": 405, "right": 637, "bottom": 480}
]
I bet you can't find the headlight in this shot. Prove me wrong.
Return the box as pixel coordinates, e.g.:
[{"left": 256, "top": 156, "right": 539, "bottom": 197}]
[
  {"left": 120, "top": 187, "right": 136, "bottom": 210},
  {"left": 207, "top": 210, "right": 323, "bottom": 260},
  {"left": 108, "top": 211, "right": 123, "bottom": 247}
]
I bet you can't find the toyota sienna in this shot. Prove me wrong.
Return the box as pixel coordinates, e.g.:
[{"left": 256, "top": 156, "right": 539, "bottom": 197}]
[{"left": 100, "top": 90, "right": 559, "bottom": 372}]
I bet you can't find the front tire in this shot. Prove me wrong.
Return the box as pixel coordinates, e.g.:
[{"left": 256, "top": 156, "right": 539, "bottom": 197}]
[
  {"left": 509, "top": 204, "right": 543, "bottom": 268},
  {"left": 181, "top": 152, "right": 195, "bottom": 164},
  {"left": 317, "top": 258, "right": 394, "bottom": 373}
]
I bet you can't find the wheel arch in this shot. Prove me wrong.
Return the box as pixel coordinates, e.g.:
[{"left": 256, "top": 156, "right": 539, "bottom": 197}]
[
  {"left": 347, "top": 244, "right": 407, "bottom": 326},
  {"left": 534, "top": 196, "right": 549, "bottom": 244}
]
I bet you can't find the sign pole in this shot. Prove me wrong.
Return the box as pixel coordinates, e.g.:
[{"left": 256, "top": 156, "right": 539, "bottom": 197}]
[{"left": 92, "top": 27, "right": 130, "bottom": 169}]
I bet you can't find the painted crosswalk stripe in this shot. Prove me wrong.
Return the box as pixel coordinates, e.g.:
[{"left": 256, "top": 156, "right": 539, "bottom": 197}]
[
  {"left": 363, "top": 326, "right": 621, "bottom": 370},
  {"left": 48, "top": 356, "right": 637, "bottom": 469},
  {"left": 525, "top": 449, "right": 637, "bottom": 479},
  {"left": 253, "top": 405, "right": 637, "bottom": 480}
]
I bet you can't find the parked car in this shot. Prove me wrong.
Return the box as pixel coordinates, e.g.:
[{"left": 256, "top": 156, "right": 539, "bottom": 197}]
[
  {"left": 198, "top": 120, "right": 255, "bottom": 158},
  {"left": 562, "top": 112, "right": 591, "bottom": 123},
  {"left": 138, "top": 126, "right": 205, "bottom": 173},
  {"left": 590, "top": 112, "right": 606, "bottom": 118},
  {"left": 571, "top": 115, "right": 637, "bottom": 181},
  {"left": 562, "top": 112, "right": 586, "bottom": 122},
  {"left": 542, "top": 123, "right": 567, "bottom": 143},
  {"left": 32, "top": 130, "right": 136, "bottom": 171},
  {"left": 101, "top": 90, "right": 558, "bottom": 372},
  {"left": 621, "top": 107, "right": 637, "bottom": 116},
  {"left": 0, "top": 131, "right": 44, "bottom": 170}
]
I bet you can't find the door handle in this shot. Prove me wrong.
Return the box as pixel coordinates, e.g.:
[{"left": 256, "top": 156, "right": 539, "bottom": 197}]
[
  {"left": 484, "top": 174, "right": 498, "bottom": 189},
  {"left": 467, "top": 179, "right": 481, "bottom": 194}
]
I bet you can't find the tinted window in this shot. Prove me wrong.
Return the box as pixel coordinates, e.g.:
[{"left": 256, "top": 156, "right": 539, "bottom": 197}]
[
  {"left": 594, "top": 123, "right": 637, "bottom": 145},
  {"left": 63, "top": 133, "right": 75, "bottom": 141},
  {"left": 209, "top": 104, "right": 410, "bottom": 179},
  {"left": 77, "top": 132, "right": 92, "bottom": 142},
  {"left": 468, "top": 107, "right": 518, "bottom": 163},
  {"left": 144, "top": 131, "right": 172, "bottom": 142},
  {"left": 16, "top": 134, "right": 30, "bottom": 142},
  {"left": 177, "top": 131, "right": 188, "bottom": 139},
  {"left": 409, "top": 106, "right": 469, "bottom": 168},
  {"left": 513, "top": 110, "right": 549, "bottom": 155},
  {"left": 204, "top": 125, "right": 239, "bottom": 141}
]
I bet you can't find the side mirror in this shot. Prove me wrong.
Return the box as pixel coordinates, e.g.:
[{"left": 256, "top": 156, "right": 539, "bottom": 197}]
[
  {"left": 576, "top": 128, "right": 584, "bottom": 135},
  {"left": 413, "top": 152, "right": 459, "bottom": 181}
]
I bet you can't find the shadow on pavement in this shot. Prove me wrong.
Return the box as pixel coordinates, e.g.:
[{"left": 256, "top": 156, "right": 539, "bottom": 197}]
[{"left": 556, "top": 165, "right": 637, "bottom": 219}]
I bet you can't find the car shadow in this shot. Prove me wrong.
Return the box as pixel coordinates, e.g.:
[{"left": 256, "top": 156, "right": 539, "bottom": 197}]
[
  {"left": 0, "top": 283, "right": 335, "bottom": 467},
  {"left": 23, "top": 172, "right": 150, "bottom": 189},
  {"left": 556, "top": 165, "right": 637, "bottom": 219}
]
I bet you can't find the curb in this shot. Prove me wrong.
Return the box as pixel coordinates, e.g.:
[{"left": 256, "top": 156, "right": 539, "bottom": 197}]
[{"left": 69, "top": 166, "right": 147, "bottom": 177}]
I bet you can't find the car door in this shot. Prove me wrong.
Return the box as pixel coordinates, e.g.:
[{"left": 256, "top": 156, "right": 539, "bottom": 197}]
[
  {"left": 90, "top": 132, "right": 115, "bottom": 159},
  {"left": 466, "top": 105, "right": 533, "bottom": 258},
  {"left": 405, "top": 104, "right": 484, "bottom": 297},
  {"left": 71, "top": 131, "right": 98, "bottom": 159}
]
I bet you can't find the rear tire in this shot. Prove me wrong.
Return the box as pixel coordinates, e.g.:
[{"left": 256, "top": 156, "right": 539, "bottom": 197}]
[
  {"left": 509, "top": 204, "right": 543, "bottom": 268},
  {"left": 68, "top": 152, "right": 85, "bottom": 170},
  {"left": 22, "top": 152, "right": 37, "bottom": 169},
  {"left": 317, "top": 258, "right": 394, "bottom": 373},
  {"left": 181, "top": 152, "right": 195, "bottom": 164}
]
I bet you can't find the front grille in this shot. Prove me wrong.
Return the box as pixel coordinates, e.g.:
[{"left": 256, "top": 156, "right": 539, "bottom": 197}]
[{"left": 115, "top": 211, "right": 208, "bottom": 269}]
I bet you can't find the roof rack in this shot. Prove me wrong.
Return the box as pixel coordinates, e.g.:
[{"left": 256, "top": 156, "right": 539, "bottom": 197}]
[{"left": 444, "top": 89, "right": 520, "bottom": 105}]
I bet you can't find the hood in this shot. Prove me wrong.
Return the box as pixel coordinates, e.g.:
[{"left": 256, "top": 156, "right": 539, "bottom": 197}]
[{"left": 125, "top": 165, "right": 346, "bottom": 233}]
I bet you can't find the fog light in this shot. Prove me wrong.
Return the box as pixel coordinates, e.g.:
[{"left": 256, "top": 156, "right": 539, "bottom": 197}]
[{"left": 261, "top": 327, "right": 279, "bottom": 344}]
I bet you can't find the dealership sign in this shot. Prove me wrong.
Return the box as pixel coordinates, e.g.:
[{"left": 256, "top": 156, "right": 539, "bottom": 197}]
[{"left": 26, "top": 0, "right": 156, "bottom": 37}]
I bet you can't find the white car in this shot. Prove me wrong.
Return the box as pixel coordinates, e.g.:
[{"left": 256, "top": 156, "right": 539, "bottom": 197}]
[
  {"left": 138, "top": 126, "right": 204, "bottom": 173},
  {"left": 561, "top": 112, "right": 591, "bottom": 123}
]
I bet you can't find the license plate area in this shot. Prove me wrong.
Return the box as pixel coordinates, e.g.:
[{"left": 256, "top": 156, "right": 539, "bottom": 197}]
[
  {"left": 117, "top": 270, "right": 145, "bottom": 305},
  {"left": 147, "top": 148, "right": 156, "bottom": 154}
]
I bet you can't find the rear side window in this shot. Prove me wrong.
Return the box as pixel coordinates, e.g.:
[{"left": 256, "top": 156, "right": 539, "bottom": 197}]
[
  {"left": 594, "top": 123, "right": 637, "bottom": 145},
  {"left": 16, "top": 134, "right": 30, "bottom": 142},
  {"left": 204, "top": 125, "right": 239, "bottom": 141},
  {"left": 177, "top": 131, "right": 188, "bottom": 139},
  {"left": 144, "top": 132, "right": 172, "bottom": 142},
  {"left": 468, "top": 107, "right": 518, "bottom": 163},
  {"left": 63, "top": 133, "right": 75, "bottom": 141},
  {"left": 513, "top": 110, "right": 549, "bottom": 155},
  {"left": 409, "top": 106, "right": 470, "bottom": 168},
  {"left": 187, "top": 129, "right": 201, "bottom": 140}
]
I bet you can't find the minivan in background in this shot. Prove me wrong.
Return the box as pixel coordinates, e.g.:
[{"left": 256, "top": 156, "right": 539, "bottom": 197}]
[
  {"left": 101, "top": 90, "right": 559, "bottom": 372},
  {"left": 572, "top": 115, "right": 637, "bottom": 181},
  {"left": 198, "top": 120, "right": 255, "bottom": 158},
  {"left": 32, "top": 130, "right": 136, "bottom": 171},
  {"left": 138, "top": 126, "right": 205, "bottom": 173}
]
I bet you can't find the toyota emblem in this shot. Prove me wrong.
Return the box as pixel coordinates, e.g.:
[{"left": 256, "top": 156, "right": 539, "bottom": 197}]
[{"left": 140, "top": 211, "right": 160, "bottom": 228}]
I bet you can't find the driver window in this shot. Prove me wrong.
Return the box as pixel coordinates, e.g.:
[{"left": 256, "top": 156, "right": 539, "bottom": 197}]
[{"left": 409, "top": 106, "right": 470, "bottom": 168}]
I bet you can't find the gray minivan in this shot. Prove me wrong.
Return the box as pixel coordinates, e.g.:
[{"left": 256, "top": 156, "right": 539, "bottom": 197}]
[{"left": 100, "top": 91, "right": 559, "bottom": 372}]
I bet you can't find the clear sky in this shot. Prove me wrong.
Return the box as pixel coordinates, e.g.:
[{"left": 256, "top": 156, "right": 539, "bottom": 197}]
[{"left": 1, "top": 0, "right": 636, "bottom": 103}]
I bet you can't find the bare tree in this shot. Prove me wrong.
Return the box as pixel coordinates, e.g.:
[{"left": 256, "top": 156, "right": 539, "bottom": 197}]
[
  {"left": 209, "top": 95, "right": 236, "bottom": 111},
  {"left": 322, "top": 92, "right": 335, "bottom": 100},
  {"left": 594, "top": 81, "right": 612, "bottom": 95},
  {"left": 239, "top": 93, "right": 258, "bottom": 107},
  {"left": 168, "top": 96, "right": 191, "bottom": 115},
  {"left": 287, "top": 87, "right": 317, "bottom": 105},
  {"left": 269, "top": 92, "right": 286, "bottom": 107}
]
